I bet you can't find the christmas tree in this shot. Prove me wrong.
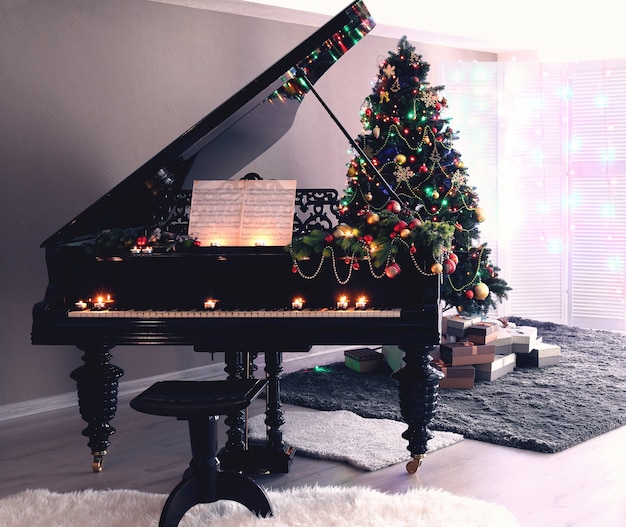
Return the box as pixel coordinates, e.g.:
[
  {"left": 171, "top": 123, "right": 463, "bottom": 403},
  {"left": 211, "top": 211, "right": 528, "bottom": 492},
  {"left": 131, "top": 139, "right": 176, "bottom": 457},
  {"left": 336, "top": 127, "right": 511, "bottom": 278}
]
[{"left": 335, "top": 36, "right": 510, "bottom": 315}]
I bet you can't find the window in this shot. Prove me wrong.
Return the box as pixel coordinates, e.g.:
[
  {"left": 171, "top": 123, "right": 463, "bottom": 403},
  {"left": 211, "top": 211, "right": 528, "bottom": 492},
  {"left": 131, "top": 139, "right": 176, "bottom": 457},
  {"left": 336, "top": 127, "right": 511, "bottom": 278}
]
[{"left": 438, "top": 60, "right": 626, "bottom": 331}]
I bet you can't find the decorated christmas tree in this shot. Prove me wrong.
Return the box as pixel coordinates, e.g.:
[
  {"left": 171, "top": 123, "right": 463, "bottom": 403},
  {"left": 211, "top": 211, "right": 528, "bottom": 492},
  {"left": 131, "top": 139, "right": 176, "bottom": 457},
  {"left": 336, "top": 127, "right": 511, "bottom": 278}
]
[{"left": 337, "top": 36, "right": 510, "bottom": 314}]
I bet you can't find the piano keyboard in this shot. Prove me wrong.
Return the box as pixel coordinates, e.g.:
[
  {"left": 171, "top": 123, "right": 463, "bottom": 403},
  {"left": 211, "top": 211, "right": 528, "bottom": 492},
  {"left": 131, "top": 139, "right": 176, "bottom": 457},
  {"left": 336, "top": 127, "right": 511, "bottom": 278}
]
[{"left": 68, "top": 308, "right": 402, "bottom": 319}]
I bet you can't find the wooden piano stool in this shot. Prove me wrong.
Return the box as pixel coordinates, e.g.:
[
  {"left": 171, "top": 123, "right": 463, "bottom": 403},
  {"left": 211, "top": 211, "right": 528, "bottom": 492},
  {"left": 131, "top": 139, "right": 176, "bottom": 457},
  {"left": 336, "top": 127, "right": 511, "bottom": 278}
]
[{"left": 130, "top": 379, "right": 272, "bottom": 527}]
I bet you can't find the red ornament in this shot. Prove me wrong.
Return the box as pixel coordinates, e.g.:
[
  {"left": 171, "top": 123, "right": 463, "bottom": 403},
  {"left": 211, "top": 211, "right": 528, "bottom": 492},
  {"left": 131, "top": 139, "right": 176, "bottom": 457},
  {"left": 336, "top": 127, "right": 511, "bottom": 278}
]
[
  {"left": 386, "top": 200, "right": 402, "bottom": 213},
  {"left": 363, "top": 234, "right": 373, "bottom": 244},
  {"left": 136, "top": 236, "right": 147, "bottom": 247},
  {"left": 464, "top": 289, "right": 474, "bottom": 299},
  {"left": 393, "top": 220, "right": 408, "bottom": 232},
  {"left": 448, "top": 252, "right": 459, "bottom": 265},
  {"left": 292, "top": 265, "right": 298, "bottom": 274},
  {"left": 443, "top": 258, "right": 457, "bottom": 275},
  {"left": 384, "top": 262, "right": 401, "bottom": 278},
  {"left": 419, "top": 164, "right": 429, "bottom": 174}
]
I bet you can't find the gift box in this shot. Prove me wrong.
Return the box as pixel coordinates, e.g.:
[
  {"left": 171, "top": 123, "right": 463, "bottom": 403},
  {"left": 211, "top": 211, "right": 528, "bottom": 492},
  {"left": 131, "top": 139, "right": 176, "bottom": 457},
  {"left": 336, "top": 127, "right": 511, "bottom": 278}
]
[
  {"left": 382, "top": 345, "right": 403, "bottom": 372},
  {"left": 492, "top": 329, "right": 513, "bottom": 355},
  {"left": 516, "top": 342, "right": 561, "bottom": 368},
  {"left": 508, "top": 325, "right": 538, "bottom": 354},
  {"left": 475, "top": 353, "right": 516, "bottom": 381},
  {"left": 344, "top": 348, "right": 384, "bottom": 373},
  {"left": 442, "top": 314, "right": 482, "bottom": 338},
  {"left": 466, "top": 321, "right": 500, "bottom": 344},
  {"left": 440, "top": 341, "right": 496, "bottom": 366},
  {"left": 433, "top": 361, "right": 475, "bottom": 389}
]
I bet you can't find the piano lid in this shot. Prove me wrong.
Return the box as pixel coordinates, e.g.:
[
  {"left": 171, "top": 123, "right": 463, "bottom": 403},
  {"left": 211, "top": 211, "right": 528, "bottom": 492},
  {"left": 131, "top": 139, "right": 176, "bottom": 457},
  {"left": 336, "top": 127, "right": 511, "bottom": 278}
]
[{"left": 42, "top": 1, "right": 375, "bottom": 247}]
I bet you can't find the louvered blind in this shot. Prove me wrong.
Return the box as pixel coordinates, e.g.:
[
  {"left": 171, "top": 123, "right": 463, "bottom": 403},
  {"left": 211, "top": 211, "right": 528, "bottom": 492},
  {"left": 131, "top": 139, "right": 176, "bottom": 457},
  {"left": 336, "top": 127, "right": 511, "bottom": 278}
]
[
  {"left": 438, "top": 60, "right": 626, "bottom": 330},
  {"left": 568, "top": 60, "right": 626, "bottom": 330},
  {"left": 437, "top": 62, "right": 503, "bottom": 316}
]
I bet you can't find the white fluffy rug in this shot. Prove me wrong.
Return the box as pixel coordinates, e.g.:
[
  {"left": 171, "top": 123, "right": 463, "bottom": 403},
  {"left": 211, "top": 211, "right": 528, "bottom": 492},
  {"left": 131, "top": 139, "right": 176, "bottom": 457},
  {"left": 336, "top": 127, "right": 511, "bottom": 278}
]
[
  {"left": 0, "top": 486, "right": 520, "bottom": 527},
  {"left": 248, "top": 410, "right": 463, "bottom": 471}
]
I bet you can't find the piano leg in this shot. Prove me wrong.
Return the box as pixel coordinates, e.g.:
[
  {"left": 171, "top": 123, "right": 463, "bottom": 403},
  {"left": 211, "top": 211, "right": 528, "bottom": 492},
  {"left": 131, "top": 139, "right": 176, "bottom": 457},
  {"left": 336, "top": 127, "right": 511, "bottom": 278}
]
[
  {"left": 392, "top": 344, "right": 444, "bottom": 474},
  {"left": 70, "top": 344, "right": 124, "bottom": 472},
  {"left": 218, "top": 351, "right": 295, "bottom": 474}
]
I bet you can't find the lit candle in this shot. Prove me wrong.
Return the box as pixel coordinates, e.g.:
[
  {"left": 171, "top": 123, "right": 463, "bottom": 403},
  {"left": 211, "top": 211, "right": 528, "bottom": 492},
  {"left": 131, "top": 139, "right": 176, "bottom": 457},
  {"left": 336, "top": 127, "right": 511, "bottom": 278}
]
[
  {"left": 355, "top": 296, "right": 368, "bottom": 309},
  {"left": 292, "top": 297, "right": 305, "bottom": 310},
  {"left": 93, "top": 296, "right": 107, "bottom": 310},
  {"left": 130, "top": 246, "right": 141, "bottom": 254},
  {"left": 75, "top": 300, "right": 87, "bottom": 310},
  {"left": 336, "top": 295, "right": 349, "bottom": 310},
  {"left": 204, "top": 299, "right": 218, "bottom": 310}
]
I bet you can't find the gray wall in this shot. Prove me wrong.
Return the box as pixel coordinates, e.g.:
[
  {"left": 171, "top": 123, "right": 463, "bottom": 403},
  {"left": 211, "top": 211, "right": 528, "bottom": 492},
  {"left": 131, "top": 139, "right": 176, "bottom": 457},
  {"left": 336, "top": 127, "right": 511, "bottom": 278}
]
[{"left": 0, "top": 0, "right": 495, "bottom": 406}]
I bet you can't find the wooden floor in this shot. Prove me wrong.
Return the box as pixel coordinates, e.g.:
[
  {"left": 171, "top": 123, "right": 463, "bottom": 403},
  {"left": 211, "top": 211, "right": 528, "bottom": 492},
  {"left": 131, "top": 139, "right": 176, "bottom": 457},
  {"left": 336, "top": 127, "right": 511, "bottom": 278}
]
[{"left": 1, "top": 351, "right": 625, "bottom": 527}]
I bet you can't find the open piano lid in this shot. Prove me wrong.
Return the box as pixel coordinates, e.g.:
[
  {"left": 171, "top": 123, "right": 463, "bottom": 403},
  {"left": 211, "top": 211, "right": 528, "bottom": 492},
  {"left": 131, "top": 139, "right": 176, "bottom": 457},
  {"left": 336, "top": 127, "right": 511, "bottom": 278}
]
[{"left": 42, "top": 1, "right": 375, "bottom": 248}]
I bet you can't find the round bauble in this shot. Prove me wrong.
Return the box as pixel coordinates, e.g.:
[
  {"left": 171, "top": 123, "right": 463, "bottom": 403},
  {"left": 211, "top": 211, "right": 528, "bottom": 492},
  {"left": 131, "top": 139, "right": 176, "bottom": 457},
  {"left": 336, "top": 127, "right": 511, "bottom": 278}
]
[
  {"left": 395, "top": 154, "right": 407, "bottom": 165},
  {"left": 473, "top": 282, "right": 489, "bottom": 300},
  {"left": 366, "top": 212, "right": 380, "bottom": 224},
  {"left": 464, "top": 289, "right": 474, "bottom": 299},
  {"left": 443, "top": 258, "right": 457, "bottom": 275},
  {"left": 386, "top": 200, "right": 402, "bottom": 214},
  {"left": 393, "top": 220, "right": 408, "bottom": 232},
  {"left": 448, "top": 252, "right": 459, "bottom": 265},
  {"left": 430, "top": 262, "right": 443, "bottom": 274},
  {"left": 385, "top": 262, "right": 401, "bottom": 278}
]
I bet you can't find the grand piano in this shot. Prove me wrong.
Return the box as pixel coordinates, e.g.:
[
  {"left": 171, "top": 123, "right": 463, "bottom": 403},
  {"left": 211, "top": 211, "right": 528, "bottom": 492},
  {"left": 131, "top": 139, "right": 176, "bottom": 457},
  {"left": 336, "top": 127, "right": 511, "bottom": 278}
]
[{"left": 32, "top": 1, "right": 443, "bottom": 475}]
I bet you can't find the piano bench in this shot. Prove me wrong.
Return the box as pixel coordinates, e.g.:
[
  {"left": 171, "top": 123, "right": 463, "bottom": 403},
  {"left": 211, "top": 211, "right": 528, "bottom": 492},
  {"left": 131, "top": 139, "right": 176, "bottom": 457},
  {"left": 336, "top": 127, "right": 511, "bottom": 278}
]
[{"left": 130, "top": 379, "right": 272, "bottom": 527}]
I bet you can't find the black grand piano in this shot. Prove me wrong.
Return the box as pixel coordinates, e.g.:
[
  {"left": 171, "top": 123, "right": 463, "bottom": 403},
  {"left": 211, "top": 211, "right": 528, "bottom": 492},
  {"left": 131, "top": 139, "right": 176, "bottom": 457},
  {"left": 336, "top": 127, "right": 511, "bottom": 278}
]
[{"left": 32, "top": 1, "right": 443, "bottom": 475}]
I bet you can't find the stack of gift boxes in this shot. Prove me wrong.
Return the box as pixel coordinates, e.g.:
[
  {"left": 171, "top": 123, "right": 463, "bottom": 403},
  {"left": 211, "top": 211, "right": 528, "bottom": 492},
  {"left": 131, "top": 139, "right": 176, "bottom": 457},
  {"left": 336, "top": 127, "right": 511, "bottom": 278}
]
[{"left": 432, "top": 315, "right": 562, "bottom": 389}]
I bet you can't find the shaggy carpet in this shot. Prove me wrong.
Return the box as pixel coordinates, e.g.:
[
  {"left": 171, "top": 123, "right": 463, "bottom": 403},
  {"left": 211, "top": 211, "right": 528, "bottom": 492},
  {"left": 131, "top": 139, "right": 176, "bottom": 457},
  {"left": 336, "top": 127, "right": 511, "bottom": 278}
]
[
  {"left": 248, "top": 409, "right": 462, "bottom": 470},
  {"left": 0, "top": 487, "right": 520, "bottom": 527},
  {"left": 278, "top": 317, "right": 626, "bottom": 453}
]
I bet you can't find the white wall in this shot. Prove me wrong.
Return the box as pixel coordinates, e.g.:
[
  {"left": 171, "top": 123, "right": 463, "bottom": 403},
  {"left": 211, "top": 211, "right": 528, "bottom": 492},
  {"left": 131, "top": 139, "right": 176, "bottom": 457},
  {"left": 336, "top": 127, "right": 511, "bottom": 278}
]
[{"left": 0, "top": 0, "right": 494, "bottom": 406}]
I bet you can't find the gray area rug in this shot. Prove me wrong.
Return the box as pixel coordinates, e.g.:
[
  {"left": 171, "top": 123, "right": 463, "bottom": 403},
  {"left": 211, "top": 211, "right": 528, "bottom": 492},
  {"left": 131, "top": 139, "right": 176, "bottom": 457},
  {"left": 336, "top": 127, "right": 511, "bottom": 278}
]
[
  {"left": 248, "top": 409, "right": 462, "bottom": 470},
  {"left": 279, "top": 318, "right": 626, "bottom": 453}
]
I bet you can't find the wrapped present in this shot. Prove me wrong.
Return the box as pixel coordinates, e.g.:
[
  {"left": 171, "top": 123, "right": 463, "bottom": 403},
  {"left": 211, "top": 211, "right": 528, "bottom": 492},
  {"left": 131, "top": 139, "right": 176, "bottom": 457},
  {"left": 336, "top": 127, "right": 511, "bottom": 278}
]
[
  {"left": 382, "top": 345, "right": 403, "bottom": 372},
  {"left": 442, "top": 314, "right": 481, "bottom": 338},
  {"left": 433, "top": 360, "right": 475, "bottom": 389},
  {"left": 516, "top": 342, "right": 561, "bottom": 368},
  {"left": 440, "top": 341, "right": 496, "bottom": 366},
  {"left": 508, "top": 325, "right": 538, "bottom": 354},
  {"left": 492, "top": 329, "right": 513, "bottom": 355},
  {"left": 475, "top": 353, "right": 516, "bottom": 381},
  {"left": 344, "top": 348, "right": 384, "bottom": 373},
  {"left": 466, "top": 321, "right": 500, "bottom": 344}
]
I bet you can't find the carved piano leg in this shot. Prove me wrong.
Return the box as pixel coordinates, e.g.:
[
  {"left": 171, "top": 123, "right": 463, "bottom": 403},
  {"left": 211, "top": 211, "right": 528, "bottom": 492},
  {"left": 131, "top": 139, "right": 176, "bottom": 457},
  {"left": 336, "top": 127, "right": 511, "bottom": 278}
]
[
  {"left": 222, "top": 351, "right": 247, "bottom": 453},
  {"left": 392, "top": 344, "right": 443, "bottom": 474},
  {"left": 219, "top": 351, "right": 294, "bottom": 474},
  {"left": 70, "top": 344, "right": 124, "bottom": 472}
]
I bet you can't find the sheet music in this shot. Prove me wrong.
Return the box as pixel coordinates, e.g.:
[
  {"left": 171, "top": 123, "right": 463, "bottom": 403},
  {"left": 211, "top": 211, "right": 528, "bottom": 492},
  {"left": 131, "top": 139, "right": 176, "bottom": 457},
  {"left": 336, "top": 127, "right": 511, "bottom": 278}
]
[{"left": 188, "top": 179, "right": 297, "bottom": 246}]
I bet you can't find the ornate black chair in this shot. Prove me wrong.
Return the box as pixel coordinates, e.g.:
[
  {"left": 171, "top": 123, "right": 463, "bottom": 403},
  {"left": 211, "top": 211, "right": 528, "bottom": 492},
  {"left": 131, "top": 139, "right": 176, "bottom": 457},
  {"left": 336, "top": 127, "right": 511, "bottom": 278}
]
[{"left": 130, "top": 379, "right": 272, "bottom": 527}]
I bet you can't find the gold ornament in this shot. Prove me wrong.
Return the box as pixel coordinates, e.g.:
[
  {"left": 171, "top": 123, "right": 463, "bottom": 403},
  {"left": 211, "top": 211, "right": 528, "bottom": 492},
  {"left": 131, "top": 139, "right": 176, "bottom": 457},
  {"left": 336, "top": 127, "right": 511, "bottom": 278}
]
[
  {"left": 373, "top": 125, "right": 381, "bottom": 138},
  {"left": 473, "top": 282, "right": 489, "bottom": 300},
  {"left": 395, "top": 154, "right": 407, "bottom": 165},
  {"left": 366, "top": 212, "right": 380, "bottom": 224},
  {"left": 431, "top": 262, "right": 443, "bottom": 274},
  {"left": 474, "top": 207, "right": 486, "bottom": 222}
]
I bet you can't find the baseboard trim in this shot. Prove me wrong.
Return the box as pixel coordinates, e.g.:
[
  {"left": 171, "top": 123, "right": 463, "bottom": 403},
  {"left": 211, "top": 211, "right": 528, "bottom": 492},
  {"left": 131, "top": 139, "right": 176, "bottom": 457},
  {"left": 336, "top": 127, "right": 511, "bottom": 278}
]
[{"left": 0, "top": 345, "right": 351, "bottom": 423}]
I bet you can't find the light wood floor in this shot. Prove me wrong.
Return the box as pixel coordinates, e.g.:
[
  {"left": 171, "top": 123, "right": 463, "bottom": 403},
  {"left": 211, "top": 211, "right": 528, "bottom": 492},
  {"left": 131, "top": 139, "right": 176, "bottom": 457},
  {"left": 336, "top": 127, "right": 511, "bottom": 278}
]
[{"left": 1, "top": 352, "right": 625, "bottom": 527}]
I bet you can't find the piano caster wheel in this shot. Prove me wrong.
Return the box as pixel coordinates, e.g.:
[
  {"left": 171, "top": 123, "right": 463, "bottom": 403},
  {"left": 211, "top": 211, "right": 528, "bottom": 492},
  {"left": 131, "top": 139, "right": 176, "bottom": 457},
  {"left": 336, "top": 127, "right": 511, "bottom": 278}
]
[
  {"left": 406, "top": 454, "right": 425, "bottom": 474},
  {"left": 92, "top": 452, "right": 106, "bottom": 473}
]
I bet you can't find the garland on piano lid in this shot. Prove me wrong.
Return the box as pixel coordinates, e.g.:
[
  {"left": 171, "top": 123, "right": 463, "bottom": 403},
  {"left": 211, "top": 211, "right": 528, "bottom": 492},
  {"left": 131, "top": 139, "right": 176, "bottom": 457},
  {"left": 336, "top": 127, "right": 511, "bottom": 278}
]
[{"left": 288, "top": 206, "right": 454, "bottom": 279}]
